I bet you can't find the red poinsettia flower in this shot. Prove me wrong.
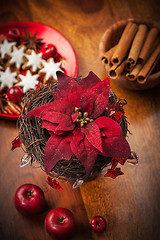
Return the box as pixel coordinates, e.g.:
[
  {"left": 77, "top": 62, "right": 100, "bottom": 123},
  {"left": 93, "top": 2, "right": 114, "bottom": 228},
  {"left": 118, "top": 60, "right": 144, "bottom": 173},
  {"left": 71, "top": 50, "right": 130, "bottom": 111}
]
[{"left": 26, "top": 72, "right": 132, "bottom": 176}]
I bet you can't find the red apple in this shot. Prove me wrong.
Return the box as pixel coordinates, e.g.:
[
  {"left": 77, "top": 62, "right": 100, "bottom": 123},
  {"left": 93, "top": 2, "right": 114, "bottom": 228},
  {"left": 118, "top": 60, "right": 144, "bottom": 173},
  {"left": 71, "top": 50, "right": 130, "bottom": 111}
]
[
  {"left": 14, "top": 184, "right": 46, "bottom": 216},
  {"left": 7, "top": 86, "right": 23, "bottom": 103},
  {"left": 45, "top": 208, "right": 76, "bottom": 239},
  {"left": 90, "top": 216, "right": 106, "bottom": 232}
]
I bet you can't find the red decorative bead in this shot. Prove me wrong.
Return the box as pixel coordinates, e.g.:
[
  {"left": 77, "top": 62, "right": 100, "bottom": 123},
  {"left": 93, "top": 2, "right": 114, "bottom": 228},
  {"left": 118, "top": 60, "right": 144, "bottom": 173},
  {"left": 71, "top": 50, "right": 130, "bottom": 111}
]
[
  {"left": 47, "top": 176, "right": 63, "bottom": 190},
  {"left": 7, "top": 28, "right": 21, "bottom": 42},
  {"left": 7, "top": 86, "right": 23, "bottom": 103},
  {"left": 43, "top": 44, "right": 57, "bottom": 59},
  {"left": 11, "top": 136, "right": 22, "bottom": 151}
]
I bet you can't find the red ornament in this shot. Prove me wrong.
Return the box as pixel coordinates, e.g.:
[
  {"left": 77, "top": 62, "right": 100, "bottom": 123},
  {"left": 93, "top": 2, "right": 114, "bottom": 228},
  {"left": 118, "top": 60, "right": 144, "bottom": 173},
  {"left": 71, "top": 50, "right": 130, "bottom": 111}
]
[
  {"left": 104, "top": 167, "right": 124, "bottom": 179},
  {"left": 7, "top": 86, "right": 23, "bottom": 103},
  {"left": 47, "top": 176, "right": 63, "bottom": 190},
  {"left": 106, "top": 102, "right": 124, "bottom": 123},
  {"left": 111, "top": 157, "right": 126, "bottom": 169},
  {"left": 90, "top": 216, "right": 106, "bottom": 232},
  {"left": 7, "top": 27, "right": 21, "bottom": 42},
  {"left": 11, "top": 136, "right": 22, "bottom": 151}
]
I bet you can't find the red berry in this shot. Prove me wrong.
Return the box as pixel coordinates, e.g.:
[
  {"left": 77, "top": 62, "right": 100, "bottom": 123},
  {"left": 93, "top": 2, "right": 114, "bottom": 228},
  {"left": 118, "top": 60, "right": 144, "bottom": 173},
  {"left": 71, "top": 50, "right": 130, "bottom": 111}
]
[
  {"left": 0, "top": 34, "right": 6, "bottom": 43},
  {"left": 90, "top": 216, "right": 106, "bottom": 232},
  {"left": 7, "top": 28, "right": 21, "bottom": 42},
  {"left": 43, "top": 44, "right": 57, "bottom": 59},
  {"left": 7, "top": 86, "right": 23, "bottom": 103}
]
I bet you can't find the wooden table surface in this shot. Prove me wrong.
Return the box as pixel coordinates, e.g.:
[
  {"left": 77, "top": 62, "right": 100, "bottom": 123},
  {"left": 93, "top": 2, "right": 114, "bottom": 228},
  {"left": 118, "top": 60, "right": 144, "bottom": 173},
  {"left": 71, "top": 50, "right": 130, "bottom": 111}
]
[{"left": 0, "top": 0, "right": 160, "bottom": 239}]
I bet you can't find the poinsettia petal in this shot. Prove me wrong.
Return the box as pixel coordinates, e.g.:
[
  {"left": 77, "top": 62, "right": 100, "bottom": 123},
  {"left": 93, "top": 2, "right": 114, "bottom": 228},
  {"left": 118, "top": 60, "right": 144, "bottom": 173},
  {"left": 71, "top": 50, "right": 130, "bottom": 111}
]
[
  {"left": 82, "top": 138, "right": 99, "bottom": 176},
  {"left": 42, "top": 111, "right": 75, "bottom": 133},
  {"left": 41, "top": 121, "right": 64, "bottom": 135},
  {"left": 79, "top": 76, "right": 110, "bottom": 118},
  {"left": 47, "top": 99, "right": 74, "bottom": 115},
  {"left": 68, "top": 72, "right": 101, "bottom": 106},
  {"left": 25, "top": 102, "right": 53, "bottom": 119},
  {"left": 44, "top": 132, "right": 73, "bottom": 174},
  {"left": 70, "top": 136, "right": 87, "bottom": 164},
  {"left": 26, "top": 99, "right": 74, "bottom": 120},
  {"left": 72, "top": 127, "right": 84, "bottom": 144},
  {"left": 70, "top": 133, "right": 98, "bottom": 176},
  {"left": 95, "top": 116, "right": 132, "bottom": 159},
  {"left": 81, "top": 122, "right": 102, "bottom": 152},
  {"left": 68, "top": 72, "right": 108, "bottom": 113},
  {"left": 83, "top": 99, "right": 93, "bottom": 116},
  {"left": 53, "top": 71, "right": 78, "bottom": 100},
  {"left": 78, "top": 71, "right": 101, "bottom": 91},
  {"left": 68, "top": 90, "right": 82, "bottom": 108},
  {"left": 70, "top": 127, "right": 85, "bottom": 157},
  {"left": 90, "top": 77, "right": 110, "bottom": 118}
]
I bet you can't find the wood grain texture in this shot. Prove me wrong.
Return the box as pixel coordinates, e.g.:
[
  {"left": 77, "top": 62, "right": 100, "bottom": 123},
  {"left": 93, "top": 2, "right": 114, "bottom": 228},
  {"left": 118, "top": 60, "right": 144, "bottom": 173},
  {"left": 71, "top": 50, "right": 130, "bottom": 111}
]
[{"left": 0, "top": 0, "right": 160, "bottom": 239}]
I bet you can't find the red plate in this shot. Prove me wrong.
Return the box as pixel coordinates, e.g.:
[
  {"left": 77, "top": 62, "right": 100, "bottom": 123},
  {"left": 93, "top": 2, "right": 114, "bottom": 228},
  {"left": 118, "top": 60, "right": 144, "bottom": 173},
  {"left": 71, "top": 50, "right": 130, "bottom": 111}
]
[{"left": 0, "top": 21, "right": 78, "bottom": 120}]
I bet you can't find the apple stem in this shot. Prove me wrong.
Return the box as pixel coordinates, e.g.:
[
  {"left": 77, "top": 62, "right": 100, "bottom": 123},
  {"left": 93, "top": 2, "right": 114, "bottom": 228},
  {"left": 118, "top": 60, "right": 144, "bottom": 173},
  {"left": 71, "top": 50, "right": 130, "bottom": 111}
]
[
  {"left": 58, "top": 216, "right": 65, "bottom": 223},
  {"left": 96, "top": 221, "right": 101, "bottom": 227},
  {"left": 27, "top": 189, "right": 32, "bottom": 197}
]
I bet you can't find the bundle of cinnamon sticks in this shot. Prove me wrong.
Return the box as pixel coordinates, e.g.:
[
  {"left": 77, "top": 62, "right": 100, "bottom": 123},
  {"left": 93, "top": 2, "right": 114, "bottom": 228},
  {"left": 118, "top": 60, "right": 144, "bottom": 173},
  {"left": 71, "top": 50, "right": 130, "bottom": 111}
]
[{"left": 101, "top": 21, "right": 160, "bottom": 84}]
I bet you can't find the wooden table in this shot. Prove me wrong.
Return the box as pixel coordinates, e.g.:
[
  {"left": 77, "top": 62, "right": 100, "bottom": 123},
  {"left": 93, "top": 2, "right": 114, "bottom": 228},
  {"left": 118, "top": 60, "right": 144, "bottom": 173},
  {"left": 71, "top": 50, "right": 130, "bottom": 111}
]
[{"left": 0, "top": 0, "right": 160, "bottom": 239}]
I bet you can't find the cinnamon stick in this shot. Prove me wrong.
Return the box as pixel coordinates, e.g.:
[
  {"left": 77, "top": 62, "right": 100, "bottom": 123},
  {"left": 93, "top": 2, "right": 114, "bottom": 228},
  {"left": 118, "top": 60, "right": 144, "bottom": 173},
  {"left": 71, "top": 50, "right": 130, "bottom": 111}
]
[
  {"left": 127, "top": 24, "right": 148, "bottom": 66},
  {"left": 137, "top": 43, "right": 160, "bottom": 84},
  {"left": 126, "top": 61, "right": 134, "bottom": 72},
  {"left": 126, "top": 63, "right": 143, "bottom": 81},
  {"left": 111, "top": 21, "right": 138, "bottom": 65},
  {"left": 101, "top": 45, "right": 117, "bottom": 65},
  {"left": 138, "top": 27, "right": 159, "bottom": 64},
  {"left": 109, "top": 60, "right": 126, "bottom": 79}
]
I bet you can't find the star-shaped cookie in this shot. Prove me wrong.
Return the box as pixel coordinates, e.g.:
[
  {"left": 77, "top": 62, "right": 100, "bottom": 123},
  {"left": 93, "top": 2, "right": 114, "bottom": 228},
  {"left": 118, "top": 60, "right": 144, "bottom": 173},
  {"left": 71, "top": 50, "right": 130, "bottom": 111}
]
[
  {"left": 9, "top": 45, "right": 26, "bottom": 69},
  {"left": 17, "top": 70, "right": 39, "bottom": 93},
  {"left": 23, "top": 50, "right": 44, "bottom": 72},
  {"left": 39, "top": 58, "right": 63, "bottom": 83},
  {"left": 0, "top": 67, "right": 17, "bottom": 90},
  {"left": 0, "top": 39, "right": 16, "bottom": 58}
]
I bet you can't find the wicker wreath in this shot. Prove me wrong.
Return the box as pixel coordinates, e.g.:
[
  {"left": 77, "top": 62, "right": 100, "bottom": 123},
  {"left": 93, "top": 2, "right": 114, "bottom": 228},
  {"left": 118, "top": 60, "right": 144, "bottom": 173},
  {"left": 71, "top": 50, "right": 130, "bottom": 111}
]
[{"left": 17, "top": 80, "right": 128, "bottom": 182}]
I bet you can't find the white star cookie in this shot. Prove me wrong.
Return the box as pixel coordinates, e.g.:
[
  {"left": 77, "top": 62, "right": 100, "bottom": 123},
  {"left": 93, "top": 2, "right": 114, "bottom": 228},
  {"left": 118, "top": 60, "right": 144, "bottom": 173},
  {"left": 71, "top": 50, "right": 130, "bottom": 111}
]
[
  {"left": 39, "top": 57, "right": 63, "bottom": 84},
  {"left": 17, "top": 70, "right": 39, "bottom": 93},
  {"left": 22, "top": 50, "right": 44, "bottom": 72},
  {"left": 0, "top": 67, "right": 17, "bottom": 90},
  {"left": 9, "top": 45, "right": 26, "bottom": 69},
  {"left": 0, "top": 39, "right": 16, "bottom": 58}
]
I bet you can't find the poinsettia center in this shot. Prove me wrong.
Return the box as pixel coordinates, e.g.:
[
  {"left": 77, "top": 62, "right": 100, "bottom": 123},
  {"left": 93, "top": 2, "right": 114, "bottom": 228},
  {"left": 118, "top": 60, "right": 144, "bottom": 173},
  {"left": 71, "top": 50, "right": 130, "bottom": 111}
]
[{"left": 74, "top": 107, "right": 93, "bottom": 127}]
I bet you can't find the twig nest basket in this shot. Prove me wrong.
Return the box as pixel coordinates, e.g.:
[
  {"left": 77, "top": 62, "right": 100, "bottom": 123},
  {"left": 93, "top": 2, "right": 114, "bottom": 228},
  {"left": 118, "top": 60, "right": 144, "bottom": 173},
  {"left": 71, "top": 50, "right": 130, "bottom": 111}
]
[
  {"left": 17, "top": 72, "right": 132, "bottom": 183},
  {"left": 99, "top": 19, "right": 160, "bottom": 90}
]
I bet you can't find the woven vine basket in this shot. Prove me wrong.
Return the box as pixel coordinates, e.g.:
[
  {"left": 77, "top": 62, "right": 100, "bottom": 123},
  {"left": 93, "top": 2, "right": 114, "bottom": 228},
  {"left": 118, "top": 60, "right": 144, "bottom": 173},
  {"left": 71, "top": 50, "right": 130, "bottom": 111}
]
[{"left": 17, "top": 79, "right": 128, "bottom": 183}]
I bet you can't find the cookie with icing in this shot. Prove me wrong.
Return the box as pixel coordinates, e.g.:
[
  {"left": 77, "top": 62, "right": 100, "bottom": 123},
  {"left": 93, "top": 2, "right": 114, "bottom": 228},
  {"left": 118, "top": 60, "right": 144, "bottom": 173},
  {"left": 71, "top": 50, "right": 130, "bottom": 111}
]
[
  {"left": 17, "top": 70, "right": 39, "bottom": 93},
  {"left": 0, "top": 67, "right": 17, "bottom": 91},
  {"left": 0, "top": 39, "right": 16, "bottom": 59},
  {"left": 39, "top": 57, "right": 63, "bottom": 84},
  {"left": 7, "top": 45, "right": 26, "bottom": 70},
  {"left": 22, "top": 49, "right": 44, "bottom": 73}
]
